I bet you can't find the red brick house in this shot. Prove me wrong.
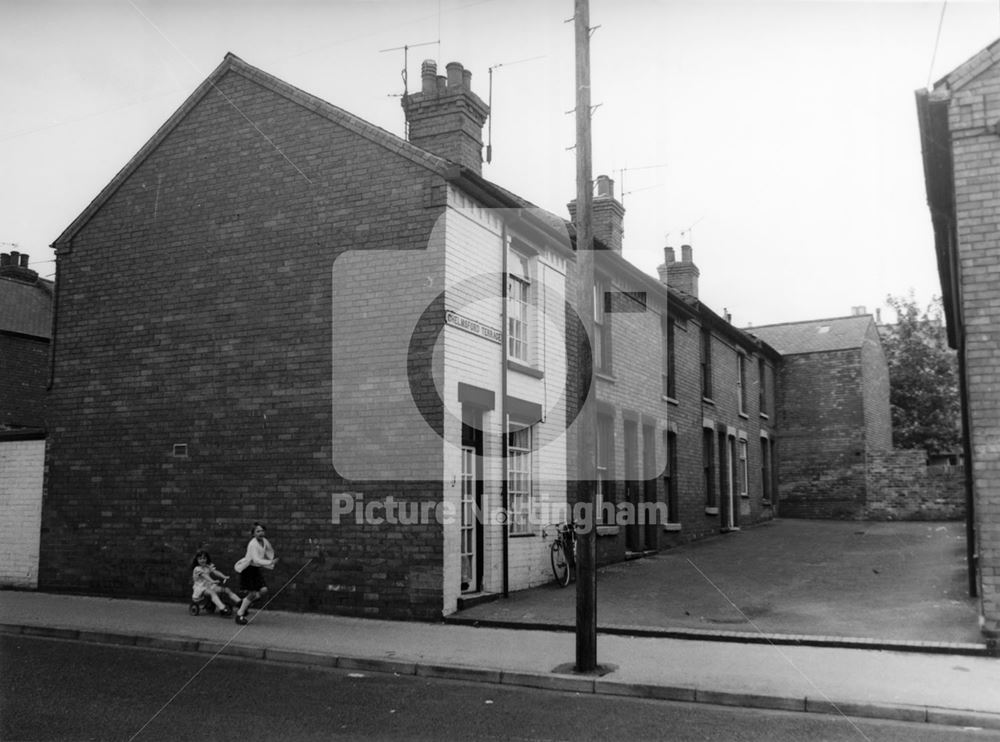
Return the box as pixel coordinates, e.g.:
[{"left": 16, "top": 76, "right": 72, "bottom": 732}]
[
  {"left": 749, "top": 314, "right": 892, "bottom": 519},
  {"left": 0, "top": 251, "right": 52, "bottom": 587},
  {"left": 916, "top": 37, "right": 1000, "bottom": 640}
]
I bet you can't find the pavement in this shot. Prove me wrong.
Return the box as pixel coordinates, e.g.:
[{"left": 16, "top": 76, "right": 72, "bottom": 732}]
[{"left": 3, "top": 519, "right": 1000, "bottom": 731}]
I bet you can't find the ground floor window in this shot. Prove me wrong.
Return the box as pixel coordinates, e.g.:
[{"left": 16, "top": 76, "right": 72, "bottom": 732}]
[{"left": 508, "top": 424, "right": 533, "bottom": 535}]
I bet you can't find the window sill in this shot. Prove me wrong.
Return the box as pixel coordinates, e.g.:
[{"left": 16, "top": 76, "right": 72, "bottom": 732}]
[
  {"left": 596, "top": 525, "right": 620, "bottom": 537},
  {"left": 738, "top": 412, "right": 749, "bottom": 420},
  {"left": 761, "top": 499, "right": 772, "bottom": 506},
  {"left": 509, "top": 531, "right": 536, "bottom": 538},
  {"left": 595, "top": 371, "right": 616, "bottom": 383},
  {"left": 740, "top": 492, "right": 749, "bottom": 498},
  {"left": 702, "top": 397, "right": 715, "bottom": 405},
  {"left": 759, "top": 413, "right": 770, "bottom": 421},
  {"left": 663, "top": 395, "right": 678, "bottom": 405},
  {"left": 507, "top": 360, "right": 544, "bottom": 379},
  {"left": 704, "top": 507, "right": 719, "bottom": 516},
  {"left": 663, "top": 523, "right": 681, "bottom": 532}
]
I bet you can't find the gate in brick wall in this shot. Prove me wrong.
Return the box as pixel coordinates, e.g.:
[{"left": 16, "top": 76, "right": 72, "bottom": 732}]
[{"left": 0, "top": 435, "right": 45, "bottom": 587}]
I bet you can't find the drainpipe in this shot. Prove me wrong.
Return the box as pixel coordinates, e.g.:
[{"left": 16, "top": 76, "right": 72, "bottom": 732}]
[
  {"left": 47, "top": 247, "right": 61, "bottom": 391},
  {"left": 500, "top": 225, "right": 510, "bottom": 598}
]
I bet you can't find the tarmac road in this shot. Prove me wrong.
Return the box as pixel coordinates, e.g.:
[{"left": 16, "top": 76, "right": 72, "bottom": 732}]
[{"left": 5, "top": 634, "right": 997, "bottom": 742}]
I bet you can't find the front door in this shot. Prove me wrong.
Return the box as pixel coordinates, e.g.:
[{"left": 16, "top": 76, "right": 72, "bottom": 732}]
[
  {"left": 643, "top": 424, "right": 658, "bottom": 551},
  {"left": 625, "top": 420, "right": 641, "bottom": 551},
  {"left": 461, "top": 409, "right": 484, "bottom": 593}
]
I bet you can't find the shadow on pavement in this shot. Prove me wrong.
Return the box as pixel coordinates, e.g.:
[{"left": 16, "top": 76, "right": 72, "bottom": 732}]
[{"left": 453, "top": 519, "right": 982, "bottom": 645}]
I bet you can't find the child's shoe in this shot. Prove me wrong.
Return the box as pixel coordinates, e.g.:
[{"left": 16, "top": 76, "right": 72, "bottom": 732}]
[
  {"left": 235, "top": 613, "right": 248, "bottom": 625},
  {"left": 220, "top": 607, "right": 232, "bottom": 617}
]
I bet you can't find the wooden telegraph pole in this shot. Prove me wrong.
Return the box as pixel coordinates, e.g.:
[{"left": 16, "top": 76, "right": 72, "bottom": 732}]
[{"left": 573, "top": 0, "right": 598, "bottom": 674}]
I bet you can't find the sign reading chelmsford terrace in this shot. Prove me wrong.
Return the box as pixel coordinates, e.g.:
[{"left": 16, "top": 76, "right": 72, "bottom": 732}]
[{"left": 445, "top": 310, "right": 502, "bottom": 344}]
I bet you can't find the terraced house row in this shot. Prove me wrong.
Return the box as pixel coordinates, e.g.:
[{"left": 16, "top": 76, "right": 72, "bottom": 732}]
[{"left": 27, "top": 54, "right": 886, "bottom": 619}]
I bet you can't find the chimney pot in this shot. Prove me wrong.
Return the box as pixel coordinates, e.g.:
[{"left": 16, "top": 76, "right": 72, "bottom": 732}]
[
  {"left": 664, "top": 247, "right": 676, "bottom": 264},
  {"left": 436, "top": 75, "right": 447, "bottom": 92},
  {"left": 446, "top": 62, "right": 464, "bottom": 89},
  {"left": 462, "top": 68, "right": 472, "bottom": 90},
  {"left": 0, "top": 253, "right": 9, "bottom": 267},
  {"left": 421, "top": 60, "right": 437, "bottom": 94},
  {"left": 681, "top": 244, "right": 693, "bottom": 263},
  {"left": 19, "top": 254, "right": 28, "bottom": 268},
  {"left": 595, "top": 174, "right": 614, "bottom": 199}
]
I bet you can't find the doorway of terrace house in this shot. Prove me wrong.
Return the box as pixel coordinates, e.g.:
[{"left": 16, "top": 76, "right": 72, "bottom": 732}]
[{"left": 460, "top": 408, "right": 484, "bottom": 594}]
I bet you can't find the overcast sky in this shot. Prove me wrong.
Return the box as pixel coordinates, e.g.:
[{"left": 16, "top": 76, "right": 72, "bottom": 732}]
[{"left": 3, "top": 0, "right": 999, "bottom": 326}]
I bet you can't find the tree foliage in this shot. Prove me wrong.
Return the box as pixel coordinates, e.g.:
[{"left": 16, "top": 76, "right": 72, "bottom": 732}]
[{"left": 881, "top": 293, "right": 961, "bottom": 455}]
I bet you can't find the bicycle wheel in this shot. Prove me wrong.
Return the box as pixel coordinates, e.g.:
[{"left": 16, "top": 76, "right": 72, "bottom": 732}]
[{"left": 551, "top": 540, "right": 571, "bottom": 587}]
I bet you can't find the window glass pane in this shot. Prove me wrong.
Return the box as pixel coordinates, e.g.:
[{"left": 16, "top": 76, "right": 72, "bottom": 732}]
[{"left": 508, "top": 424, "right": 532, "bottom": 534}]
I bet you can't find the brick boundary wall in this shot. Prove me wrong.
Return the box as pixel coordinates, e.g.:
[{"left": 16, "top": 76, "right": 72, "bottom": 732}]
[{"left": 865, "top": 449, "right": 965, "bottom": 521}]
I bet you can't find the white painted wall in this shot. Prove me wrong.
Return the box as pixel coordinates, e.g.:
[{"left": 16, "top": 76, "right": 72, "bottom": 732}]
[{"left": 0, "top": 439, "right": 44, "bottom": 588}]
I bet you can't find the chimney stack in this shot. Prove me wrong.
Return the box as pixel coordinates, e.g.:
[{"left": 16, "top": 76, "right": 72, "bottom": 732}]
[
  {"left": 566, "top": 174, "right": 626, "bottom": 253},
  {"left": 403, "top": 60, "right": 490, "bottom": 175},
  {"left": 0, "top": 251, "right": 40, "bottom": 283},
  {"left": 657, "top": 243, "right": 699, "bottom": 298}
]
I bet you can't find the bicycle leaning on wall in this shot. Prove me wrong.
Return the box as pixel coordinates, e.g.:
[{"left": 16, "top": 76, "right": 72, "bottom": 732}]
[{"left": 546, "top": 519, "right": 577, "bottom": 587}]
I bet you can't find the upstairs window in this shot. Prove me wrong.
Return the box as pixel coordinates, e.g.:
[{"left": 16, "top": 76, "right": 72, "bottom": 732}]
[
  {"left": 663, "top": 315, "right": 676, "bottom": 399},
  {"left": 758, "top": 357, "right": 768, "bottom": 416},
  {"left": 507, "top": 251, "right": 530, "bottom": 363},
  {"left": 737, "top": 354, "right": 747, "bottom": 415},
  {"left": 594, "top": 281, "right": 612, "bottom": 373},
  {"left": 700, "top": 328, "right": 713, "bottom": 400}
]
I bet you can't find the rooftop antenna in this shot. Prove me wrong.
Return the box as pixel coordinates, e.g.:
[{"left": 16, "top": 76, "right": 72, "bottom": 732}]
[
  {"left": 679, "top": 216, "right": 705, "bottom": 241},
  {"left": 485, "top": 55, "right": 545, "bottom": 163},
  {"left": 380, "top": 39, "right": 440, "bottom": 137},
  {"left": 614, "top": 163, "right": 668, "bottom": 208}
]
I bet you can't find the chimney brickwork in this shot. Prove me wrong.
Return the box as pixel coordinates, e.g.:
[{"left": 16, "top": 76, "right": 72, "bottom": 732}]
[
  {"left": 657, "top": 244, "right": 699, "bottom": 298},
  {"left": 402, "top": 60, "right": 490, "bottom": 175},
  {"left": 0, "top": 251, "right": 40, "bottom": 283},
  {"left": 567, "top": 174, "right": 625, "bottom": 253}
]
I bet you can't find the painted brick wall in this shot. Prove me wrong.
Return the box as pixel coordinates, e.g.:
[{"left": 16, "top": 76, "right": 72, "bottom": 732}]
[
  {"left": 0, "top": 335, "right": 49, "bottom": 429},
  {"left": 0, "top": 438, "right": 44, "bottom": 587},
  {"left": 866, "top": 449, "right": 965, "bottom": 520},
  {"left": 947, "top": 64, "right": 1000, "bottom": 635},
  {"left": 43, "top": 68, "right": 448, "bottom": 619}
]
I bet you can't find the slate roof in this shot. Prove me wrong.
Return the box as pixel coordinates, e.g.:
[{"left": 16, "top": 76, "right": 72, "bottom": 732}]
[
  {"left": 0, "top": 275, "right": 53, "bottom": 339},
  {"left": 746, "top": 315, "right": 873, "bottom": 355}
]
